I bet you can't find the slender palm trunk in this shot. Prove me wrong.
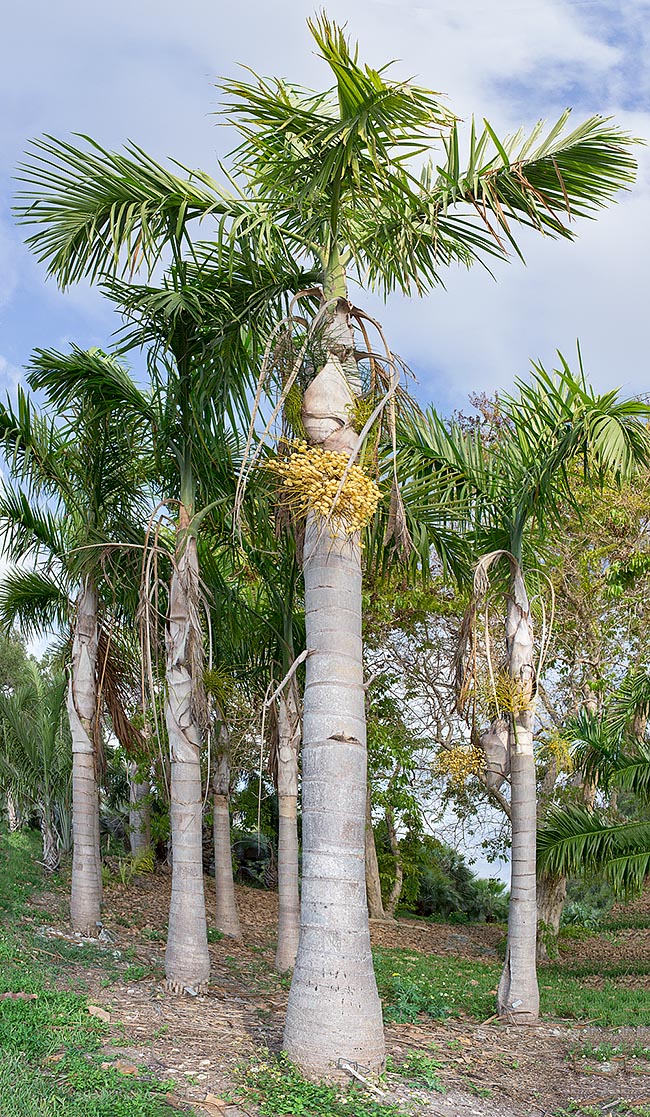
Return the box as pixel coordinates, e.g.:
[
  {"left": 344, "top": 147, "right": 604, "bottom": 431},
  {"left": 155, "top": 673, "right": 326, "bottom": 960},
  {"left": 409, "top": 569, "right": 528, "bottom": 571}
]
[
  {"left": 384, "top": 805, "right": 403, "bottom": 919},
  {"left": 7, "top": 794, "right": 20, "bottom": 832},
  {"left": 165, "top": 506, "right": 210, "bottom": 993},
  {"left": 275, "top": 678, "right": 301, "bottom": 972},
  {"left": 69, "top": 580, "right": 102, "bottom": 936},
  {"left": 128, "top": 764, "right": 151, "bottom": 855},
  {"left": 365, "top": 785, "right": 386, "bottom": 920},
  {"left": 213, "top": 723, "right": 241, "bottom": 939},
  {"left": 40, "top": 805, "right": 60, "bottom": 873},
  {"left": 497, "top": 569, "right": 540, "bottom": 1020}
]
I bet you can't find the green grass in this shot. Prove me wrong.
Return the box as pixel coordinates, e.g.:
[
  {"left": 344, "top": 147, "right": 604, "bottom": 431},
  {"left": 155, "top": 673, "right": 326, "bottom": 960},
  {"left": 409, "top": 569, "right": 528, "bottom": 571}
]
[
  {"left": 241, "top": 1053, "right": 403, "bottom": 1117},
  {"left": 386, "top": 1050, "right": 445, "bottom": 1091},
  {"left": 568, "top": 1040, "right": 650, "bottom": 1063},
  {"left": 373, "top": 947, "right": 650, "bottom": 1027},
  {"left": 0, "top": 830, "right": 188, "bottom": 1116}
]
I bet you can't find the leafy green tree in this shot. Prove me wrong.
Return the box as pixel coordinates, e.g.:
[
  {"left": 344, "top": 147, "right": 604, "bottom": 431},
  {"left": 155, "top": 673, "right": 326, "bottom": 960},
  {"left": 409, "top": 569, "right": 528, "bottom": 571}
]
[{"left": 15, "top": 12, "right": 642, "bottom": 1072}]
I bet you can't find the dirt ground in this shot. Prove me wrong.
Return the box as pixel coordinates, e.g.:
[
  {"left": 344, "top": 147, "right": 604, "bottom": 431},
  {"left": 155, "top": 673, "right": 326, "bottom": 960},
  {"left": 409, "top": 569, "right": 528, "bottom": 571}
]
[{"left": 28, "top": 874, "right": 650, "bottom": 1117}]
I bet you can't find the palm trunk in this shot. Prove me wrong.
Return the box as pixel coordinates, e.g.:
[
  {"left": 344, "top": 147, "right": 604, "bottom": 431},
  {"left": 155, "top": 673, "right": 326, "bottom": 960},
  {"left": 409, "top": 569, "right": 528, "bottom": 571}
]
[
  {"left": 40, "top": 805, "right": 60, "bottom": 873},
  {"left": 7, "top": 794, "right": 20, "bottom": 833},
  {"left": 68, "top": 580, "right": 102, "bottom": 936},
  {"left": 128, "top": 764, "right": 151, "bottom": 855},
  {"left": 165, "top": 506, "right": 210, "bottom": 993},
  {"left": 497, "top": 567, "right": 540, "bottom": 1021},
  {"left": 536, "top": 872, "right": 566, "bottom": 961},
  {"left": 275, "top": 678, "right": 301, "bottom": 972},
  {"left": 284, "top": 512, "right": 385, "bottom": 1080},
  {"left": 384, "top": 805, "right": 403, "bottom": 919},
  {"left": 365, "top": 784, "right": 386, "bottom": 920},
  {"left": 213, "top": 722, "right": 241, "bottom": 939}
]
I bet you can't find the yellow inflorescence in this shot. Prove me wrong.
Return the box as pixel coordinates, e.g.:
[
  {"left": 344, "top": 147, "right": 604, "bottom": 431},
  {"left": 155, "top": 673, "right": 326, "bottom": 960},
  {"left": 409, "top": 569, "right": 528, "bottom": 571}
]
[
  {"left": 435, "top": 745, "right": 484, "bottom": 787},
  {"left": 542, "top": 731, "right": 574, "bottom": 774},
  {"left": 266, "top": 442, "right": 381, "bottom": 534}
]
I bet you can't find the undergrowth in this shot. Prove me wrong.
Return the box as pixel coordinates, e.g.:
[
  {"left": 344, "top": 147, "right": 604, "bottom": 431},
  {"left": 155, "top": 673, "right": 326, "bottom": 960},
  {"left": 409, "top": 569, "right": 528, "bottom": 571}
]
[{"left": 373, "top": 947, "right": 650, "bottom": 1026}]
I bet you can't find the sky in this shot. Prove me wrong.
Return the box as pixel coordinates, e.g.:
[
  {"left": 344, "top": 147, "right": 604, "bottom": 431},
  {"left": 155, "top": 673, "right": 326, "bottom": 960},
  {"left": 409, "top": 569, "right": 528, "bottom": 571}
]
[{"left": 1, "top": 0, "right": 649, "bottom": 415}]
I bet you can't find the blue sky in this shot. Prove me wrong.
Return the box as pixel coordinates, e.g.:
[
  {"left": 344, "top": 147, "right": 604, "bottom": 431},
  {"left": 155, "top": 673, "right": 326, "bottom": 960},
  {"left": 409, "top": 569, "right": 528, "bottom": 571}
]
[{"left": 1, "top": 0, "right": 649, "bottom": 414}]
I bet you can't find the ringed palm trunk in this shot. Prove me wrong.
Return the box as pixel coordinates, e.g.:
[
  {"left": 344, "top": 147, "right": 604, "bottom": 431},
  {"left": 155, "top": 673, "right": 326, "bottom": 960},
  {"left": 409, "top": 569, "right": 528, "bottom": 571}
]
[
  {"left": 68, "top": 580, "right": 103, "bottom": 935},
  {"left": 365, "top": 784, "right": 386, "bottom": 920},
  {"left": 284, "top": 294, "right": 385, "bottom": 1081},
  {"left": 497, "top": 567, "right": 540, "bottom": 1020},
  {"left": 275, "top": 677, "right": 301, "bottom": 972},
  {"left": 128, "top": 764, "right": 151, "bottom": 855},
  {"left": 213, "top": 721, "right": 241, "bottom": 939},
  {"left": 164, "top": 506, "right": 210, "bottom": 992}
]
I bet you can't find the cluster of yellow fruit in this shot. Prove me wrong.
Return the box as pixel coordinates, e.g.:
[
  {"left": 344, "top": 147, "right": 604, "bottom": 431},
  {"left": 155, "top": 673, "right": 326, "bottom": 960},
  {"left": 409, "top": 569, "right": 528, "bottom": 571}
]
[
  {"left": 266, "top": 442, "right": 381, "bottom": 533},
  {"left": 435, "top": 744, "right": 484, "bottom": 786}
]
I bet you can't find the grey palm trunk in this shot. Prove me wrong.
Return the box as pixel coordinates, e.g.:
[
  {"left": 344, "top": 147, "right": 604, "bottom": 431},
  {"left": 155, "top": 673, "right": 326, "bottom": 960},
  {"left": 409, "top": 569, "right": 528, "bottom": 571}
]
[
  {"left": 283, "top": 296, "right": 385, "bottom": 1080},
  {"left": 213, "top": 723, "right": 241, "bottom": 939},
  {"left": 365, "top": 785, "right": 386, "bottom": 920},
  {"left": 68, "top": 580, "right": 103, "bottom": 936},
  {"left": 497, "top": 569, "right": 540, "bottom": 1020},
  {"left": 274, "top": 678, "right": 301, "bottom": 972},
  {"left": 128, "top": 764, "right": 151, "bottom": 855},
  {"left": 164, "top": 508, "right": 211, "bottom": 993}
]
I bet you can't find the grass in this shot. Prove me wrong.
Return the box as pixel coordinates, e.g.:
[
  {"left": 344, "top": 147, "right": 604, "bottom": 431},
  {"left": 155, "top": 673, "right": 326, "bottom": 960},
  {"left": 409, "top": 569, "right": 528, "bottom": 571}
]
[
  {"left": 373, "top": 947, "right": 650, "bottom": 1027},
  {"left": 568, "top": 1040, "right": 650, "bottom": 1063},
  {"left": 0, "top": 829, "right": 188, "bottom": 1116},
  {"left": 241, "top": 1053, "right": 403, "bottom": 1117}
]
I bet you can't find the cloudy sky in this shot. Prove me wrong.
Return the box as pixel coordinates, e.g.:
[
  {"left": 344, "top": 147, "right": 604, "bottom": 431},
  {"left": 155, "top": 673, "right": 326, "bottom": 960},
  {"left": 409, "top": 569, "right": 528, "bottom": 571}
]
[{"left": 1, "top": 0, "right": 648, "bottom": 414}]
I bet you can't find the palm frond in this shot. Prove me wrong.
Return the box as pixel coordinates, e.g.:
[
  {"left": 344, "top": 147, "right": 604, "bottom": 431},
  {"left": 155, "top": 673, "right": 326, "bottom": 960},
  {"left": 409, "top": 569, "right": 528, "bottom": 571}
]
[{"left": 0, "top": 567, "right": 70, "bottom": 640}]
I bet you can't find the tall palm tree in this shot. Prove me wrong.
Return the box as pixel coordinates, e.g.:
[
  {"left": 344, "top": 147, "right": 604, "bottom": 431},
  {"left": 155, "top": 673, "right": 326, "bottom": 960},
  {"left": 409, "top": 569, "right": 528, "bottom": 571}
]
[
  {"left": 0, "top": 665, "right": 70, "bottom": 872},
  {"left": 26, "top": 259, "right": 310, "bottom": 989},
  {"left": 15, "top": 14, "right": 641, "bottom": 1072},
  {"left": 398, "top": 360, "right": 650, "bottom": 1019},
  {"left": 0, "top": 353, "right": 148, "bottom": 931}
]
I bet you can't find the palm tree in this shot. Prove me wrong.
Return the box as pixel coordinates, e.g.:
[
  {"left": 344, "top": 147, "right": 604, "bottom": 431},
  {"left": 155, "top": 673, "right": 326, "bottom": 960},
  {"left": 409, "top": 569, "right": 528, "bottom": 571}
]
[
  {"left": 0, "top": 352, "right": 148, "bottom": 931},
  {"left": 15, "top": 14, "right": 642, "bottom": 1072},
  {"left": 0, "top": 665, "right": 70, "bottom": 872},
  {"left": 398, "top": 360, "right": 650, "bottom": 1019},
  {"left": 27, "top": 259, "right": 309, "bottom": 989}
]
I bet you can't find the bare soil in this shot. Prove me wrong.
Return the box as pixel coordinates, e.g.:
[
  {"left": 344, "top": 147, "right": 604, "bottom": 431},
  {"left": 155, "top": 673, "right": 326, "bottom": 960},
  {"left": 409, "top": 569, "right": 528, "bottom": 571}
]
[{"left": 27, "top": 873, "right": 650, "bottom": 1117}]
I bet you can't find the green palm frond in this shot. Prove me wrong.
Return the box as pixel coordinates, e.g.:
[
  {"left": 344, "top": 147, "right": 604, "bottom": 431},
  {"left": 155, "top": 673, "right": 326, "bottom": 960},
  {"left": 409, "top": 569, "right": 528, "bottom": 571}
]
[
  {"left": 608, "top": 666, "right": 650, "bottom": 740},
  {"left": 27, "top": 344, "right": 154, "bottom": 423},
  {"left": 15, "top": 135, "right": 250, "bottom": 286},
  {"left": 0, "top": 480, "right": 68, "bottom": 563},
  {"left": 0, "top": 388, "right": 72, "bottom": 500},
  {"left": 0, "top": 566, "right": 70, "bottom": 639},
  {"left": 537, "top": 802, "right": 650, "bottom": 895},
  {"left": 353, "top": 112, "right": 638, "bottom": 294},
  {"left": 562, "top": 708, "right": 621, "bottom": 789}
]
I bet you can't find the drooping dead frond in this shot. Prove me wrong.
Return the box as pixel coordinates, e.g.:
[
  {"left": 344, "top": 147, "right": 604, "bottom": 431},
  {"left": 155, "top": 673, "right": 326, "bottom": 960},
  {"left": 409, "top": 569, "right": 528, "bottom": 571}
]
[
  {"left": 97, "top": 626, "right": 146, "bottom": 757},
  {"left": 455, "top": 549, "right": 521, "bottom": 717}
]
